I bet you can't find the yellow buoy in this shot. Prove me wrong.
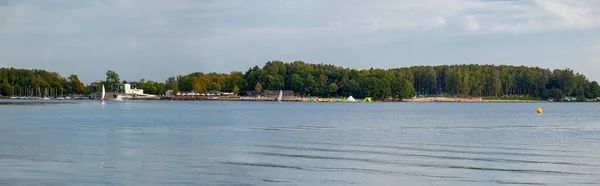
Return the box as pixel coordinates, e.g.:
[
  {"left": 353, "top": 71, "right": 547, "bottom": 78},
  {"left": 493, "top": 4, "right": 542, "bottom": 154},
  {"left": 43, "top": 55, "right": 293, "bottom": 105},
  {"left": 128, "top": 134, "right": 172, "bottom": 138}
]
[{"left": 536, "top": 107, "right": 543, "bottom": 114}]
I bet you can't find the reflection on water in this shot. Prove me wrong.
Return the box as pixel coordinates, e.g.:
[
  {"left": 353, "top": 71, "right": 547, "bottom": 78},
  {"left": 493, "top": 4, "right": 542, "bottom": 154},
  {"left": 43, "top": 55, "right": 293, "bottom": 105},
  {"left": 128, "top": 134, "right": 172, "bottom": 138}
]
[{"left": 1, "top": 101, "right": 600, "bottom": 185}]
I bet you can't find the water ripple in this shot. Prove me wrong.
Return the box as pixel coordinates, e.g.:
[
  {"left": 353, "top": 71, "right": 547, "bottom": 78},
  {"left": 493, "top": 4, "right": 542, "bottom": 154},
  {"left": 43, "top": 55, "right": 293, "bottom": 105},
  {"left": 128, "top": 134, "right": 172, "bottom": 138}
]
[
  {"left": 250, "top": 152, "right": 593, "bottom": 176},
  {"left": 289, "top": 141, "right": 600, "bottom": 159},
  {"left": 0, "top": 154, "right": 74, "bottom": 163},
  {"left": 254, "top": 144, "right": 600, "bottom": 167},
  {"left": 217, "top": 161, "right": 308, "bottom": 170}
]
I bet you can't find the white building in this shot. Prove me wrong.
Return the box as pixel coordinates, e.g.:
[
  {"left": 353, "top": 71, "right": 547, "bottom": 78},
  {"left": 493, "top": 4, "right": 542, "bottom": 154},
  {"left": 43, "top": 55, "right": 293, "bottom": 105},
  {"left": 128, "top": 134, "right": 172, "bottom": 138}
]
[
  {"left": 124, "top": 84, "right": 144, "bottom": 95},
  {"left": 89, "top": 83, "right": 157, "bottom": 100}
]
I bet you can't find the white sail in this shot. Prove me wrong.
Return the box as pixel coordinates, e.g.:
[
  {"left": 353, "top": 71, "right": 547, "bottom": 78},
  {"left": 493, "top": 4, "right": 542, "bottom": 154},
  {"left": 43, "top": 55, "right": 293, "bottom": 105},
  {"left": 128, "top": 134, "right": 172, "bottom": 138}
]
[
  {"left": 277, "top": 90, "right": 283, "bottom": 102},
  {"left": 101, "top": 85, "right": 106, "bottom": 100}
]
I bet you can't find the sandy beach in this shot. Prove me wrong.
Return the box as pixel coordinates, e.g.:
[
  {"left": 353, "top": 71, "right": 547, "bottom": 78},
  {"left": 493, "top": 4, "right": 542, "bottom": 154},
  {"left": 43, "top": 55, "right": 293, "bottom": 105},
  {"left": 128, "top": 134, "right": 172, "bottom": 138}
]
[{"left": 403, "top": 97, "right": 545, "bottom": 102}]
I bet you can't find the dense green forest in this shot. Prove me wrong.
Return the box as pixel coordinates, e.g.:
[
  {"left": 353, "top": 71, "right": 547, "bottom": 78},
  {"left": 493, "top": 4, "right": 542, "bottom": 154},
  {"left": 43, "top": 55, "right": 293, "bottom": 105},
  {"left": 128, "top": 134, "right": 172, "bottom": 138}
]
[
  {"left": 3, "top": 61, "right": 600, "bottom": 101},
  {"left": 160, "top": 61, "right": 599, "bottom": 101},
  {"left": 0, "top": 68, "right": 84, "bottom": 96}
]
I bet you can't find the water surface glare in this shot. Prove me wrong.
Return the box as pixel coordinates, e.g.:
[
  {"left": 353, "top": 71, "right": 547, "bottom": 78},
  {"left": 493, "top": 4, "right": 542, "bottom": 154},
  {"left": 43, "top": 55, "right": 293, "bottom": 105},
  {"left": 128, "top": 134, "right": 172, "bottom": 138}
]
[{"left": 1, "top": 100, "right": 600, "bottom": 185}]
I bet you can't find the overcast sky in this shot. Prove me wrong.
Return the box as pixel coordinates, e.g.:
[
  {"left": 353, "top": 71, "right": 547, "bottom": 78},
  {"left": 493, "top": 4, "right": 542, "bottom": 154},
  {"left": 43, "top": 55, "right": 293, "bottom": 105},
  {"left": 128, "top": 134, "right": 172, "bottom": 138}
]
[{"left": 1, "top": 0, "right": 600, "bottom": 83}]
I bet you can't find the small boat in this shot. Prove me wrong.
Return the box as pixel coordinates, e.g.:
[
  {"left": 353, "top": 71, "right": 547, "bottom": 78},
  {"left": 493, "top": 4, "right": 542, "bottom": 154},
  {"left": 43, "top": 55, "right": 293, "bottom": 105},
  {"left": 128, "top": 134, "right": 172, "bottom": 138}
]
[
  {"left": 42, "top": 97, "right": 50, "bottom": 100},
  {"left": 115, "top": 95, "right": 124, "bottom": 101},
  {"left": 347, "top": 96, "right": 356, "bottom": 102}
]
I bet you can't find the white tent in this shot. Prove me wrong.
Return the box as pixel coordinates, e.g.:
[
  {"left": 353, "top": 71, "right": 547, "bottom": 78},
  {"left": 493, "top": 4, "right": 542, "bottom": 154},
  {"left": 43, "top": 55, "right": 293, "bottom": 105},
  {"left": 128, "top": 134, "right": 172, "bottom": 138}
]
[{"left": 347, "top": 96, "right": 356, "bottom": 102}]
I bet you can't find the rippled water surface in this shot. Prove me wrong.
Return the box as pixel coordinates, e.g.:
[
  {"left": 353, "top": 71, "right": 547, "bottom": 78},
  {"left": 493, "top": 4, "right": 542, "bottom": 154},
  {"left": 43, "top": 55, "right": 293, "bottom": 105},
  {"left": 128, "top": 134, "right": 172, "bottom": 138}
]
[{"left": 1, "top": 100, "right": 600, "bottom": 185}]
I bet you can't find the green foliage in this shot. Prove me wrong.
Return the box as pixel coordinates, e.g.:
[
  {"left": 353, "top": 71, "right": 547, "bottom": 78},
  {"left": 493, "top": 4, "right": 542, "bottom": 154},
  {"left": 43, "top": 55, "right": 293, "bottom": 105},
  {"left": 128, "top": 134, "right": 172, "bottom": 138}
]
[
  {"left": 0, "top": 68, "right": 75, "bottom": 96},
  {"left": 156, "top": 62, "right": 599, "bottom": 100},
  {"left": 588, "top": 81, "right": 600, "bottom": 98},
  {"left": 193, "top": 79, "right": 206, "bottom": 93},
  {"left": 224, "top": 71, "right": 243, "bottom": 92},
  {"left": 400, "top": 79, "right": 416, "bottom": 100},
  {"left": 233, "top": 85, "right": 240, "bottom": 95},
  {"left": 4, "top": 61, "right": 600, "bottom": 100},
  {"left": 544, "top": 88, "right": 564, "bottom": 102},
  {"left": 165, "top": 76, "right": 178, "bottom": 93},
  {"left": 105, "top": 70, "right": 120, "bottom": 84},
  {"left": 136, "top": 80, "right": 165, "bottom": 95},
  {"left": 327, "top": 83, "right": 339, "bottom": 96},
  {"left": 68, "top": 74, "right": 85, "bottom": 94},
  {"left": 289, "top": 74, "right": 304, "bottom": 93},
  {"left": 255, "top": 82, "right": 263, "bottom": 93},
  {"left": 0, "top": 80, "right": 11, "bottom": 96}
]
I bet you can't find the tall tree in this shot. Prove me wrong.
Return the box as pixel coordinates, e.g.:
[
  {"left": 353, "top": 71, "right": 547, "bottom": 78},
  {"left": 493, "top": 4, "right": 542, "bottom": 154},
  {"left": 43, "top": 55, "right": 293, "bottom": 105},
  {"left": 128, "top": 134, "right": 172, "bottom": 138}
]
[
  {"left": 289, "top": 74, "right": 304, "bottom": 93},
  {"left": 400, "top": 79, "right": 416, "bottom": 100},
  {"left": 165, "top": 76, "right": 178, "bottom": 92},
  {"left": 255, "top": 82, "right": 263, "bottom": 94},
  {"left": 105, "top": 70, "right": 120, "bottom": 84},
  {"left": 390, "top": 77, "right": 403, "bottom": 100},
  {"left": 0, "top": 80, "right": 11, "bottom": 96},
  {"left": 67, "top": 74, "right": 85, "bottom": 94},
  {"left": 233, "top": 85, "right": 240, "bottom": 95},
  {"left": 193, "top": 79, "right": 207, "bottom": 93}
]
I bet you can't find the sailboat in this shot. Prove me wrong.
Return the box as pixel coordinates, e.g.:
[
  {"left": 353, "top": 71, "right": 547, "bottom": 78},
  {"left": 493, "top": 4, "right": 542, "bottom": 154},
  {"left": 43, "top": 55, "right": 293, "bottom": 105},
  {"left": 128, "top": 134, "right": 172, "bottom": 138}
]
[
  {"left": 100, "top": 85, "right": 105, "bottom": 104},
  {"left": 277, "top": 90, "right": 283, "bottom": 102}
]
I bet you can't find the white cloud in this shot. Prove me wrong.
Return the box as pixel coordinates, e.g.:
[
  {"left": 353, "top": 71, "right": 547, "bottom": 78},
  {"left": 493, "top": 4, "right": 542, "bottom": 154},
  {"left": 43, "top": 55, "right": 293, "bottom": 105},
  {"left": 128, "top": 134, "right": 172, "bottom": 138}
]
[
  {"left": 372, "top": 19, "right": 381, "bottom": 31},
  {"left": 2, "top": 0, "right": 600, "bottom": 82},
  {"left": 591, "top": 44, "right": 600, "bottom": 51},
  {"left": 436, "top": 17, "right": 447, "bottom": 26},
  {"left": 318, "top": 0, "right": 600, "bottom": 34},
  {"left": 3, "top": 0, "right": 600, "bottom": 39},
  {"left": 466, "top": 15, "right": 480, "bottom": 31},
  {"left": 532, "top": 0, "right": 600, "bottom": 28}
]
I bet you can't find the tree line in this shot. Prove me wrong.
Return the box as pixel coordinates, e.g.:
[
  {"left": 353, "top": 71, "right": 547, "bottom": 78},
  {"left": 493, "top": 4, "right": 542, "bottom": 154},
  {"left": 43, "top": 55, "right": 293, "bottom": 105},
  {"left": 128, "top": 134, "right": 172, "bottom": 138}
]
[
  {"left": 0, "top": 68, "right": 84, "bottom": 97},
  {"left": 3, "top": 61, "right": 599, "bottom": 101},
  {"left": 158, "top": 61, "right": 600, "bottom": 101}
]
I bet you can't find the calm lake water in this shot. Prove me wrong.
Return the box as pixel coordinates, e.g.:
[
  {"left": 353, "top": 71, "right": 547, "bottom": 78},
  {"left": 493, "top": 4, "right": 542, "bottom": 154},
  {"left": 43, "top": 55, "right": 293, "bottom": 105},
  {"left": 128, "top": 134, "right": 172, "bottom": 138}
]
[{"left": 1, "top": 100, "right": 600, "bottom": 185}]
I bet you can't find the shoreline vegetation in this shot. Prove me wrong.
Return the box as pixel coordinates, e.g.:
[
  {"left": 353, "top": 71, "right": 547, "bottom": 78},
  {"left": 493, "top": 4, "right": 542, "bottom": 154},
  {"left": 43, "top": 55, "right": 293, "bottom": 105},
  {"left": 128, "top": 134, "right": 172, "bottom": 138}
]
[
  {"left": 0, "top": 95, "right": 548, "bottom": 102},
  {"left": 1, "top": 61, "right": 600, "bottom": 102},
  {"left": 164, "top": 96, "right": 548, "bottom": 102}
]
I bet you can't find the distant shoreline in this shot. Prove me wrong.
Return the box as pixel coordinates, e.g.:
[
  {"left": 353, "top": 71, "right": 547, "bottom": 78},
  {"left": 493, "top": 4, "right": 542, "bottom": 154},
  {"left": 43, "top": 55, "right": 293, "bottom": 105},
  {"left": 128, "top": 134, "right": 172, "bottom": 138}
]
[
  {"left": 0, "top": 97, "right": 588, "bottom": 103},
  {"left": 0, "top": 101, "right": 75, "bottom": 105},
  {"left": 3, "top": 62, "right": 600, "bottom": 104},
  {"left": 403, "top": 97, "right": 546, "bottom": 103},
  {"left": 157, "top": 96, "right": 550, "bottom": 102}
]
